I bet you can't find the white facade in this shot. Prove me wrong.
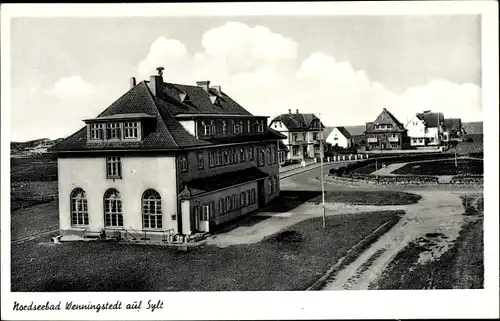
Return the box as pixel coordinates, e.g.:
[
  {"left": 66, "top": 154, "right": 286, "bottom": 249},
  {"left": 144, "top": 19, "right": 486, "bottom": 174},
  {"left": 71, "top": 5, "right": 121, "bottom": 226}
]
[
  {"left": 58, "top": 156, "right": 179, "bottom": 235},
  {"left": 406, "top": 115, "right": 442, "bottom": 146},
  {"left": 326, "top": 128, "right": 352, "bottom": 149}
]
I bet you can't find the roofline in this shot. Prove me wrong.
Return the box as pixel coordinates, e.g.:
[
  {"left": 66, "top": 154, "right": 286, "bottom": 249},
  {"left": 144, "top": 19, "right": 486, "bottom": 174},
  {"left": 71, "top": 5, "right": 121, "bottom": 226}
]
[
  {"left": 51, "top": 137, "right": 284, "bottom": 155},
  {"left": 175, "top": 114, "right": 268, "bottom": 119},
  {"left": 179, "top": 176, "right": 266, "bottom": 200}
]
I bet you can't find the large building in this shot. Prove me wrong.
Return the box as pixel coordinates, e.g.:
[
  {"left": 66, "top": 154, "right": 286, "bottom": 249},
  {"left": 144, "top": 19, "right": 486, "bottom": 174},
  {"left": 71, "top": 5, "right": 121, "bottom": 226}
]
[
  {"left": 269, "top": 109, "right": 326, "bottom": 162},
  {"left": 364, "top": 108, "right": 408, "bottom": 151},
  {"left": 51, "top": 69, "right": 285, "bottom": 241},
  {"left": 405, "top": 111, "right": 445, "bottom": 146}
]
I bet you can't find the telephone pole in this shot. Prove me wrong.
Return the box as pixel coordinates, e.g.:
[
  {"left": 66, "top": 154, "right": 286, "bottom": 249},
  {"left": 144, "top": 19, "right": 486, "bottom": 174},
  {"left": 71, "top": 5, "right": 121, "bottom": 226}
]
[{"left": 319, "top": 113, "right": 326, "bottom": 229}]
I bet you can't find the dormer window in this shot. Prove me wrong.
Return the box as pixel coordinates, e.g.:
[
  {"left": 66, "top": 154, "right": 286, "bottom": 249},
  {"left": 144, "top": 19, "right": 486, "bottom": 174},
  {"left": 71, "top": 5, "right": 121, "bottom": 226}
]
[
  {"left": 90, "top": 123, "right": 104, "bottom": 140},
  {"left": 257, "top": 120, "right": 264, "bottom": 133},
  {"left": 201, "top": 120, "right": 214, "bottom": 136},
  {"left": 222, "top": 120, "right": 227, "bottom": 135},
  {"left": 234, "top": 120, "right": 243, "bottom": 134},
  {"left": 106, "top": 122, "right": 121, "bottom": 139},
  {"left": 123, "top": 122, "right": 139, "bottom": 139}
]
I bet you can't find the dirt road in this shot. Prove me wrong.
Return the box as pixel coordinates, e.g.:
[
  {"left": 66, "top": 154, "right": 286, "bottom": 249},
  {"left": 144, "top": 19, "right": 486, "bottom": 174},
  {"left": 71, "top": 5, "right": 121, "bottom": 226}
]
[{"left": 322, "top": 189, "right": 479, "bottom": 290}]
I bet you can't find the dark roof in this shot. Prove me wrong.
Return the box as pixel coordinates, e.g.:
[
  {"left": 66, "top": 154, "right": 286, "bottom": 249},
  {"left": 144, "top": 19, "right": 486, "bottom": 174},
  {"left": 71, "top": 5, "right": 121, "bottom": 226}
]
[
  {"left": 160, "top": 82, "right": 252, "bottom": 116},
  {"left": 444, "top": 118, "right": 462, "bottom": 131},
  {"left": 179, "top": 167, "right": 268, "bottom": 198},
  {"left": 416, "top": 112, "right": 444, "bottom": 127},
  {"left": 364, "top": 108, "right": 406, "bottom": 133},
  {"left": 278, "top": 140, "right": 289, "bottom": 151},
  {"left": 52, "top": 80, "right": 280, "bottom": 153},
  {"left": 270, "top": 112, "right": 324, "bottom": 131},
  {"left": 335, "top": 127, "right": 352, "bottom": 139}
]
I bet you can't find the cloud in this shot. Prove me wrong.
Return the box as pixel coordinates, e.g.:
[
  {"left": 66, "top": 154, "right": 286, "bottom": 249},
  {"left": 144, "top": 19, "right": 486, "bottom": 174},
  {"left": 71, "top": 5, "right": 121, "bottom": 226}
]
[
  {"left": 134, "top": 22, "right": 482, "bottom": 129},
  {"left": 45, "top": 75, "right": 97, "bottom": 101}
]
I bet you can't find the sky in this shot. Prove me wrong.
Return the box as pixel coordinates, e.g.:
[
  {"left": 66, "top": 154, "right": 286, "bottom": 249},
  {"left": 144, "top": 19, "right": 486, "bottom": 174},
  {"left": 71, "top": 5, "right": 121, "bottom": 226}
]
[{"left": 9, "top": 15, "right": 482, "bottom": 141}]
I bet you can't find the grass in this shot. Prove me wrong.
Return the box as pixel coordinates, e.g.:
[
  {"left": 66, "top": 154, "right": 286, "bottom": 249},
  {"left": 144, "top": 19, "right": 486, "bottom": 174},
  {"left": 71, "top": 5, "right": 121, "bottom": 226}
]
[
  {"left": 11, "top": 200, "right": 59, "bottom": 241},
  {"left": 392, "top": 159, "right": 483, "bottom": 176},
  {"left": 264, "top": 191, "right": 421, "bottom": 212},
  {"left": 369, "top": 195, "right": 484, "bottom": 290},
  {"left": 11, "top": 157, "right": 58, "bottom": 183},
  {"left": 11, "top": 210, "right": 402, "bottom": 292}
]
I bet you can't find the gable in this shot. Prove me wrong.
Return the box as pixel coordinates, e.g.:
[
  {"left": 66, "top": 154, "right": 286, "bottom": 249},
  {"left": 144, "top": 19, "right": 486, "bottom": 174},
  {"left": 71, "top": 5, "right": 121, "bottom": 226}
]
[{"left": 365, "top": 108, "right": 405, "bottom": 133}]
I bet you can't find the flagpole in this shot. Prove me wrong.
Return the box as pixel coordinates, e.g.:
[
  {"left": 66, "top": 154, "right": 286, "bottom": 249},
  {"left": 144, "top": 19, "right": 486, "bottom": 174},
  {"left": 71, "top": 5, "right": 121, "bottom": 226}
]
[{"left": 319, "top": 113, "right": 326, "bottom": 229}]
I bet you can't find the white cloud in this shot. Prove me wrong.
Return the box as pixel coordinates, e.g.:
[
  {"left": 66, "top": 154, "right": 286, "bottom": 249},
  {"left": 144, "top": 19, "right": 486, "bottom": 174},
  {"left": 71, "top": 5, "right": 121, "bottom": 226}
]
[
  {"left": 134, "top": 22, "right": 481, "bottom": 128},
  {"left": 45, "top": 75, "right": 97, "bottom": 101}
]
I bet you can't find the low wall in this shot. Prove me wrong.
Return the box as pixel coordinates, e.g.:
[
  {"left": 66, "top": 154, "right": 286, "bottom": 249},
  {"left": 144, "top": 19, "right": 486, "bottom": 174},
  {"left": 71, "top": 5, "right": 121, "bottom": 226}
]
[
  {"left": 450, "top": 174, "right": 484, "bottom": 185},
  {"left": 338, "top": 173, "right": 439, "bottom": 185}
]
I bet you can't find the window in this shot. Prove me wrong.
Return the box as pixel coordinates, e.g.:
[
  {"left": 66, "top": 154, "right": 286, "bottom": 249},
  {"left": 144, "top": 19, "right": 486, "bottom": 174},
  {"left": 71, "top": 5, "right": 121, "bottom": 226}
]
[
  {"left": 302, "top": 133, "right": 306, "bottom": 141},
  {"left": 106, "top": 157, "right": 122, "bottom": 178},
  {"left": 210, "top": 120, "right": 216, "bottom": 135},
  {"left": 106, "top": 122, "right": 121, "bottom": 139},
  {"left": 270, "top": 146, "right": 276, "bottom": 164},
  {"left": 314, "top": 146, "right": 320, "bottom": 154},
  {"left": 248, "top": 147, "right": 254, "bottom": 161},
  {"left": 202, "top": 121, "right": 211, "bottom": 136},
  {"left": 223, "top": 150, "right": 229, "bottom": 164},
  {"left": 246, "top": 190, "right": 251, "bottom": 205},
  {"left": 313, "top": 132, "right": 318, "bottom": 140},
  {"left": 334, "top": 137, "right": 338, "bottom": 141},
  {"left": 259, "top": 149, "right": 265, "bottom": 166},
  {"left": 234, "top": 121, "right": 243, "bottom": 134},
  {"left": 292, "top": 146, "right": 299, "bottom": 156},
  {"left": 180, "top": 155, "right": 188, "bottom": 172},
  {"left": 70, "top": 188, "right": 89, "bottom": 226},
  {"left": 123, "top": 122, "right": 139, "bottom": 139},
  {"left": 268, "top": 177, "right": 273, "bottom": 195},
  {"left": 219, "top": 198, "right": 225, "bottom": 215},
  {"left": 292, "top": 133, "right": 297, "bottom": 142},
  {"left": 201, "top": 204, "right": 209, "bottom": 221},
  {"left": 142, "top": 189, "right": 162, "bottom": 229},
  {"left": 250, "top": 189, "right": 256, "bottom": 204},
  {"left": 222, "top": 120, "right": 227, "bottom": 135},
  {"left": 239, "top": 149, "right": 245, "bottom": 162},
  {"left": 240, "top": 192, "right": 245, "bottom": 207},
  {"left": 208, "top": 151, "right": 215, "bottom": 167},
  {"left": 197, "top": 152, "right": 204, "bottom": 169},
  {"left": 257, "top": 120, "right": 264, "bottom": 133},
  {"left": 231, "top": 194, "right": 236, "bottom": 210},
  {"left": 216, "top": 150, "right": 221, "bottom": 166},
  {"left": 225, "top": 196, "right": 231, "bottom": 212},
  {"left": 232, "top": 149, "right": 237, "bottom": 163},
  {"left": 104, "top": 188, "right": 123, "bottom": 227},
  {"left": 247, "top": 120, "right": 252, "bottom": 133},
  {"left": 266, "top": 148, "right": 271, "bottom": 164},
  {"left": 227, "top": 150, "right": 233, "bottom": 164},
  {"left": 90, "top": 123, "right": 104, "bottom": 140}
]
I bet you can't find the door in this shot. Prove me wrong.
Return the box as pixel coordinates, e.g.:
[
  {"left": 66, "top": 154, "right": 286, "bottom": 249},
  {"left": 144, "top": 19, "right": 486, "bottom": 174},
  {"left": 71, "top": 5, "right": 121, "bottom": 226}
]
[
  {"left": 193, "top": 205, "right": 200, "bottom": 231},
  {"left": 257, "top": 180, "right": 266, "bottom": 207},
  {"left": 199, "top": 205, "right": 210, "bottom": 232}
]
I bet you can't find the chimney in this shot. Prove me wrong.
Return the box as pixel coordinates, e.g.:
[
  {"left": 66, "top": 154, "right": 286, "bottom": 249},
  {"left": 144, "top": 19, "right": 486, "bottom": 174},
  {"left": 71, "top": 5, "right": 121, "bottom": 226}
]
[
  {"left": 296, "top": 109, "right": 299, "bottom": 114},
  {"left": 147, "top": 67, "right": 164, "bottom": 96},
  {"left": 130, "top": 77, "right": 136, "bottom": 88},
  {"left": 196, "top": 80, "right": 210, "bottom": 92},
  {"left": 288, "top": 109, "right": 291, "bottom": 114}
]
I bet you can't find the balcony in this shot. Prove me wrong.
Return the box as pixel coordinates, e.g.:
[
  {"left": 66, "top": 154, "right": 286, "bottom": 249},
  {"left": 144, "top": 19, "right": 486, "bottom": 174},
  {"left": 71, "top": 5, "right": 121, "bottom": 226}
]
[
  {"left": 367, "top": 137, "right": 378, "bottom": 143},
  {"left": 388, "top": 136, "right": 399, "bottom": 142}
]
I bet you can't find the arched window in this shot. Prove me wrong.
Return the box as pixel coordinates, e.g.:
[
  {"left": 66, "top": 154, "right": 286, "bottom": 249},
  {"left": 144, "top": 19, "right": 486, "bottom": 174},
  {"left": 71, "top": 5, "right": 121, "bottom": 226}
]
[
  {"left": 142, "top": 189, "right": 162, "bottom": 229},
  {"left": 104, "top": 188, "right": 123, "bottom": 227},
  {"left": 70, "top": 188, "right": 89, "bottom": 226}
]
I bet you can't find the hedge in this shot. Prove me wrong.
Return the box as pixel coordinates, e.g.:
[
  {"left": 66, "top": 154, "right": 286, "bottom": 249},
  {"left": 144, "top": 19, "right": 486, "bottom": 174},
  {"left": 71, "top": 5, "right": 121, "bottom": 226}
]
[
  {"left": 340, "top": 173, "right": 439, "bottom": 185},
  {"left": 451, "top": 174, "right": 484, "bottom": 185}
]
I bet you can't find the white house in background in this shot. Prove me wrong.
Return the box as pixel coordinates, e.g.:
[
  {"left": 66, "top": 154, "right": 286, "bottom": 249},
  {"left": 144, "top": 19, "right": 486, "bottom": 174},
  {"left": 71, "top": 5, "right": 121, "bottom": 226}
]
[
  {"left": 326, "top": 127, "right": 352, "bottom": 149},
  {"left": 405, "top": 111, "right": 445, "bottom": 146}
]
